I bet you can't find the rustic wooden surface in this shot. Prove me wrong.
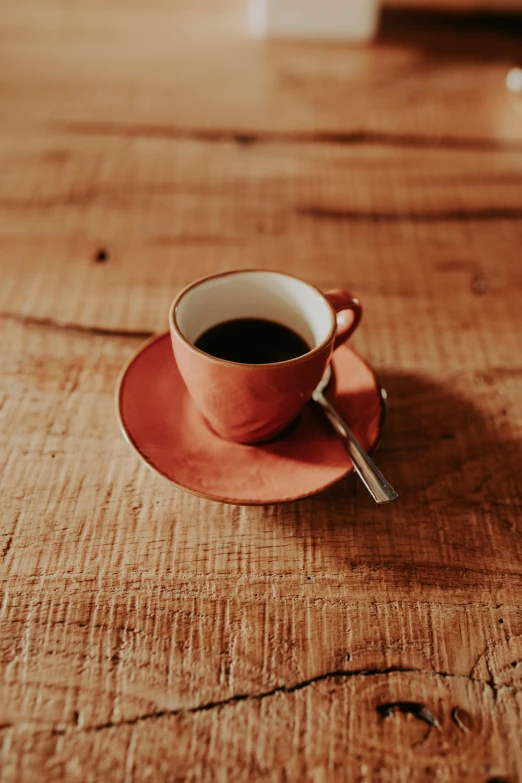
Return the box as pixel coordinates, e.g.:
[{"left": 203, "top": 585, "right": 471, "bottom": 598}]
[{"left": 1, "top": 1, "right": 522, "bottom": 781}]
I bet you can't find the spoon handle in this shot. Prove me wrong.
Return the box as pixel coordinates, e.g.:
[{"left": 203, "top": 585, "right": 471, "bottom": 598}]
[{"left": 315, "top": 393, "right": 398, "bottom": 504}]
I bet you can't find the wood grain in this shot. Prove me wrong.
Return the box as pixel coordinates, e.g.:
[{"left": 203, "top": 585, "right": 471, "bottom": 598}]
[{"left": 1, "top": 1, "right": 522, "bottom": 781}]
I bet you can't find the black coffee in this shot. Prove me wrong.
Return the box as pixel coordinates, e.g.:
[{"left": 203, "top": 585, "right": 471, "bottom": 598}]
[{"left": 194, "top": 318, "right": 311, "bottom": 364}]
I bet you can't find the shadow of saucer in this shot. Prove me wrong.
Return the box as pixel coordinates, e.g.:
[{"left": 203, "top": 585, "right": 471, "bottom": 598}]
[{"left": 270, "top": 369, "right": 522, "bottom": 591}]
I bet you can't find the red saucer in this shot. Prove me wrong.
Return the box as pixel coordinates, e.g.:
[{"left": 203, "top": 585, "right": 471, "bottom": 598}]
[{"left": 117, "top": 333, "right": 385, "bottom": 505}]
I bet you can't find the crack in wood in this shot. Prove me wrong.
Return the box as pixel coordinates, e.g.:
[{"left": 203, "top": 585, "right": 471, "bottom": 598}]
[
  {"left": 298, "top": 206, "right": 522, "bottom": 224},
  {"left": 54, "top": 122, "right": 522, "bottom": 152},
  {"left": 46, "top": 665, "right": 514, "bottom": 735},
  {"left": 451, "top": 706, "right": 471, "bottom": 733},
  {"left": 1, "top": 536, "right": 13, "bottom": 559},
  {"left": 377, "top": 701, "right": 440, "bottom": 728},
  {"left": 0, "top": 311, "right": 154, "bottom": 340}
]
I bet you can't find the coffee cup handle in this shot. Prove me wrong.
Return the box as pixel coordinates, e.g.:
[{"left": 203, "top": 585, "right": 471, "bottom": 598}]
[{"left": 324, "top": 289, "right": 362, "bottom": 350}]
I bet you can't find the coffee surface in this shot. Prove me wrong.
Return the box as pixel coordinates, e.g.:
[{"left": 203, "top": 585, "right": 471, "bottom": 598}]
[{"left": 194, "top": 318, "right": 311, "bottom": 364}]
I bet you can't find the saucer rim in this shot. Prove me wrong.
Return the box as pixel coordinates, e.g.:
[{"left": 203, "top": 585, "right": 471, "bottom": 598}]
[{"left": 116, "top": 331, "right": 386, "bottom": 506}]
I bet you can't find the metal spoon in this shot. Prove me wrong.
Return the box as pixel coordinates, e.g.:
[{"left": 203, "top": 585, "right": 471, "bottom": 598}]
[{"left": 312, "top": 365, "right": 398, "bottom": 504}]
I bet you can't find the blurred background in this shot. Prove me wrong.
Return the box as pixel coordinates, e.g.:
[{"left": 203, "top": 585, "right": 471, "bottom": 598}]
[{"left": 1, "top": 0, "right": 522, "bottom": 341}]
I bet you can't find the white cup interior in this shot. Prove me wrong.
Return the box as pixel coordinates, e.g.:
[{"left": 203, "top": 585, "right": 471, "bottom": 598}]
[{"left": 175, "top": 271, "right": 334, "bottom": 354}]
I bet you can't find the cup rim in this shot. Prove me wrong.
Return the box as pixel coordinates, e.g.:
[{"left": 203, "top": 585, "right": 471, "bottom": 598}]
[{"left": 169, "top": 269, "right": 337, "bottom": 368}]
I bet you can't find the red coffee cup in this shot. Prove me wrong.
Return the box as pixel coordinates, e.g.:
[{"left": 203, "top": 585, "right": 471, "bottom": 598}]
[{"left": 169, "top": 270, "right": 361, "bottom": 444}]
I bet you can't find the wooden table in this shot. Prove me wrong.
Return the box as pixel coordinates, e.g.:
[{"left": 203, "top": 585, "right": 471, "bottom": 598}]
[{"left": 1, "top": 2, "right": 522, "bottom": 780}]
